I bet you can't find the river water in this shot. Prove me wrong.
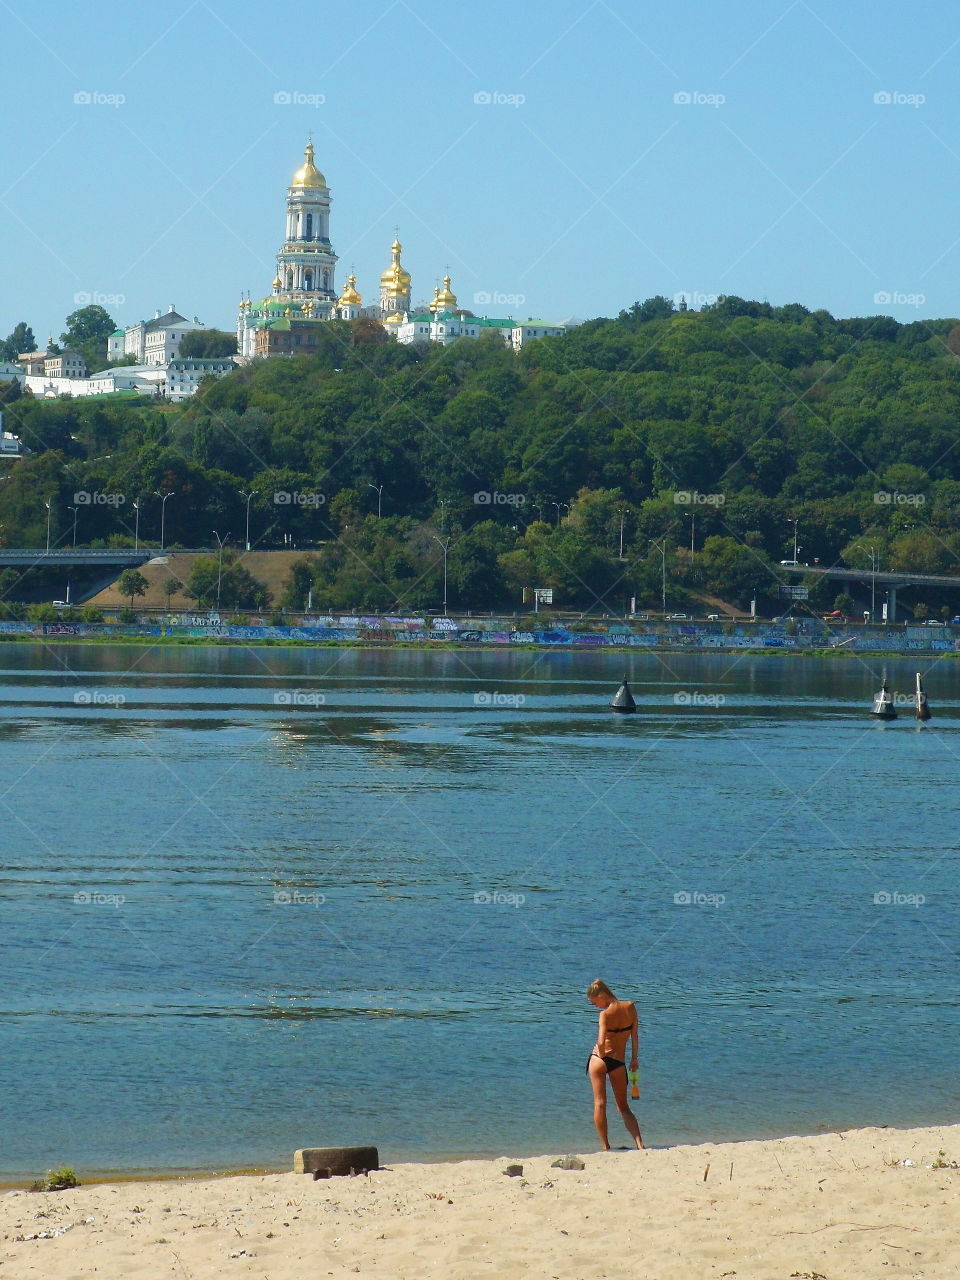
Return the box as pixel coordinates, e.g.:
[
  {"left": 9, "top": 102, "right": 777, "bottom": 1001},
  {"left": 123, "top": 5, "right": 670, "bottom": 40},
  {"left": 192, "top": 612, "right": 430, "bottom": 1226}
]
[{"left": 0, "top": 642, "right": 957, "bottom": 1177}]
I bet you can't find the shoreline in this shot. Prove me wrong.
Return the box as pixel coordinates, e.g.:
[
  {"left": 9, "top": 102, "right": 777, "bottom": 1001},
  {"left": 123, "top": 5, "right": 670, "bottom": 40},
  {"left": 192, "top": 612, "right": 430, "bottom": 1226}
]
[
  {"left": 5, "top": 1121, "right": 959, "bottom": 1278},
  {"left": 1, "top": 632, "right": 956, "bottom": 658},
  {"left": 3, "top": 1116, "right": 956, "bottom": 1189}
]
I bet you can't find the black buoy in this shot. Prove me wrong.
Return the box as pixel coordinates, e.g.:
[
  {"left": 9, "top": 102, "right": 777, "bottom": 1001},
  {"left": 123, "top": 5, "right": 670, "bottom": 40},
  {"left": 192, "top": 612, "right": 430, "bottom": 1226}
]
[
  {"left": 870, "top": 676, "right": 897, "bottom": 720},
  {"left": 611, "top": 675, "right": 637, "bottom": 714},
  {"left": 916, "top": 672, "right": 932, "bottom": 722}
]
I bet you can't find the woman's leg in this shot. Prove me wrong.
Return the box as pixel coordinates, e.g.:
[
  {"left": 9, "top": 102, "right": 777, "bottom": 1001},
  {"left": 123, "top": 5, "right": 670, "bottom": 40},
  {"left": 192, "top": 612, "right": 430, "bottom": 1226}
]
[
  {"left": 587, "top": 1055, "right": 610, "bottom": 1150},
  {"left": 608, "top": 1066, "right": 644, "bottom": 1149}
]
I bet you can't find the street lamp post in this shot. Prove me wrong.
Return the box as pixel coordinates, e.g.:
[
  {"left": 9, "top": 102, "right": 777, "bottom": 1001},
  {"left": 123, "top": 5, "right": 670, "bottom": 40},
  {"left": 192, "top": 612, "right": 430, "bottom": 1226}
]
[
  {"left": 856, "top": 543, "right": 878, "bottom": 620},
  {"left": 433, "top": 535, "right": 449, "bottom": 616},
  {"left": 787, "top": 517, "right": 799, "bottom": 562},
  {"left": 67, "top": 505, "right": 78, "bottom": 547},
  {"left": 437, "top": 497, "right": 448, "bottom": 531},
  {"left": 44, "top": 499, "right": 52, "bottom": 552},
  {"left": 650, "top": 538, "right": 667, "bottom": 617},
  {"left": 551, "top": 501, "right": 569, "bottom": 526},
  {"left": 155, "top": 490, "right": 174, "bottom": 551},
  {"left": 368, "top": 482, "right": 384, "bottom": 518},
  {"left": 133, "top": 500, "right": 141, "bottom": 551},
  {"left": 239, "top": 490, "right": 257, "bottom": 551},
  {"left": 690, "top": 512, "right": 695, "bottom": 554},
  {"left": 619, "top": 508, "right": 626, "bottom": 559},
  {"left": 213, "top": 530, "right": 230, "bottom": 610}
]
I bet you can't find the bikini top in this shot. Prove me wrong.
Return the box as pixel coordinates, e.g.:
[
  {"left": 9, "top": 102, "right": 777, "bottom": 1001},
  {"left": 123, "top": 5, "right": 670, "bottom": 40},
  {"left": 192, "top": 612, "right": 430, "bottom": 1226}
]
[{"left": 605, "top": 1021, "right": 635, "bottom": 1033}]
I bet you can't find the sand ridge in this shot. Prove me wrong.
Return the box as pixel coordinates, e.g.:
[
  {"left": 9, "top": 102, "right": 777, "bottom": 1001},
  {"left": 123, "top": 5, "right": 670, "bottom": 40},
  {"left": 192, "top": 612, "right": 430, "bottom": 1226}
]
[{"left": 2, "top": 1123, "right": 958, "bottom": 1279}]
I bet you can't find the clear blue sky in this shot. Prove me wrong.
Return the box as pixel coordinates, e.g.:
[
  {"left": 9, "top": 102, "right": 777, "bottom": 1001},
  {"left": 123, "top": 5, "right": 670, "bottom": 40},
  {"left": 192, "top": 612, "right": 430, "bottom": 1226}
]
[{"left": 2, "top": 0, "right": 959, "bottom": 343}]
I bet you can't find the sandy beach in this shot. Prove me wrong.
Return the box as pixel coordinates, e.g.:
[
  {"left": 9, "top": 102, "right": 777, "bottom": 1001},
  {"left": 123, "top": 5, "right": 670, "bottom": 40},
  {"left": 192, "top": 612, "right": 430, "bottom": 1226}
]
[{"left": 2, "top": 1123, "right": 958, "bottom": 1279}]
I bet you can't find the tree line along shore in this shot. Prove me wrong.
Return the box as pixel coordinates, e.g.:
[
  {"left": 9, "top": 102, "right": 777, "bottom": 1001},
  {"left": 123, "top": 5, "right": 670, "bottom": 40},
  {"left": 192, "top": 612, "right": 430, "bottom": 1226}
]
[{"left": 3, "top": 295, "right": 960, "bottom": 621}]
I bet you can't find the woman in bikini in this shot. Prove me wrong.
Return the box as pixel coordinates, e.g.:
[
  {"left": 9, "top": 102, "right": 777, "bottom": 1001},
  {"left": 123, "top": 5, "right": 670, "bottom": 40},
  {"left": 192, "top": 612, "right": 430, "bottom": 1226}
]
[{"left": 586, "top": 978, "right": 644, "bottom": 1150}]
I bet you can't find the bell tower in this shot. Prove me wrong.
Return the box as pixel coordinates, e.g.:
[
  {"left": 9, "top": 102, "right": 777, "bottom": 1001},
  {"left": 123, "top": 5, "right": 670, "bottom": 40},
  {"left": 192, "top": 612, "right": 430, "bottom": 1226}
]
[{"left": 275, "top": 140, "right": 338, "bottom": 315}]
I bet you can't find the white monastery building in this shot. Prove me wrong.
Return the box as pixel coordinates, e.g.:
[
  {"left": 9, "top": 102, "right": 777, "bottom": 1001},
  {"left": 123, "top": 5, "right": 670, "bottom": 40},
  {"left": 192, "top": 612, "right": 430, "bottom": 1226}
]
[
  {"left": 237, "top": 142, "right": 575, "bottom": 359},
  {"left": 0, "top": 310, "right": 236, "bottom": 401}
]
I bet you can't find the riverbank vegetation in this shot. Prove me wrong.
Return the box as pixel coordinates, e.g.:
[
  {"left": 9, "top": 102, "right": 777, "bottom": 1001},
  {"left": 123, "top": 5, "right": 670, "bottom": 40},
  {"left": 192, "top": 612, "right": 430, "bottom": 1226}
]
[{"left": 3, "top": 296, "right": 960, "bottom": 615}]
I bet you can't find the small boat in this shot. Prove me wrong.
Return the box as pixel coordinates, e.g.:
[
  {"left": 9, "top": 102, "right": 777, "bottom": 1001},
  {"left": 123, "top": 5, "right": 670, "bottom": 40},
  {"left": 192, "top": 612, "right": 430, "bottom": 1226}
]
[
  {"left": 915, "top": 672, "right": 932, "bottom": 722},
  {"left": 611, "top": 675, "right": 636, "bottom": 714},
  {"left": 870, "top": 677, "right": 896, "bottom": 720}
]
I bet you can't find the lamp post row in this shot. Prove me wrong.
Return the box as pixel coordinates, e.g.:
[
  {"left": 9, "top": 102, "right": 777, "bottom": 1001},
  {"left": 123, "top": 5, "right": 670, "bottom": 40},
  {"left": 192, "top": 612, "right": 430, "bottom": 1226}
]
[{"left": 38, "top": 481, "right": 391, "bottom": 552}]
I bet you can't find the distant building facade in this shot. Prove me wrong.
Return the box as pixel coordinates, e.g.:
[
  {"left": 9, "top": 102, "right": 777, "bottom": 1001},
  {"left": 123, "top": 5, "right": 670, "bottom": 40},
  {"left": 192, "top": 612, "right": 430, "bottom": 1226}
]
[
  {"left": 1, "top": 311, "right": 233, "bottom": 401},
  {"left": 43, "top": 349, "right": 88, "bottom": 378},
  {"left": 107, "top": 305, "right": 207, "bottom": 365}
]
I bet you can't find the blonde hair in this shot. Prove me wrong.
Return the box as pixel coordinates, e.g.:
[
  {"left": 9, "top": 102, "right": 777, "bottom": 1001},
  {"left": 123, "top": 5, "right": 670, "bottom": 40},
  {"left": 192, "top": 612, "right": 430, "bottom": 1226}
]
[{"left": 586, "top": 979, "right": 615, "bottom": 1000}]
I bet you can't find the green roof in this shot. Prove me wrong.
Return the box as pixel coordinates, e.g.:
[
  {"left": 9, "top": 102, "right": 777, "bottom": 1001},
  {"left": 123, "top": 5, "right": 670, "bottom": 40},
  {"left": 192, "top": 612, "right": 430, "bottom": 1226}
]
[
  {"left": 406, "top": 312, "right": 515, "bottom": 327},
  {"left": 253, "top": 299, "right": 327, "bottom": 316},
  {"left": 109, "top": 328, "right": 124, "bottom": 337}
]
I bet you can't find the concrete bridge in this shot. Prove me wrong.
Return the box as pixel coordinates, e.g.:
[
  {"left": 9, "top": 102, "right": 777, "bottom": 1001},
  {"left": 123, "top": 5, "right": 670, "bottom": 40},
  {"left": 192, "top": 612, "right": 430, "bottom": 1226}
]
[
  {"left": 781, "top": 564, "right": 960, "bottom": 620},
  {"left": 0, "top": 548, "right": 206, "bottom": 567}
]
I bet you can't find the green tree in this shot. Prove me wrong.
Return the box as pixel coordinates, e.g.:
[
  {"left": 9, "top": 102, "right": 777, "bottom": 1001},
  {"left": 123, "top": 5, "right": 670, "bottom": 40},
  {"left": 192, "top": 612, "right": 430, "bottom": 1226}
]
[
  {"left": 699, "top": 536, "right": 773, "bottom": 609},
  {"left": 26, "top": 603, "right": 58, "bottom": 622},
  {"left": 163, "top": 576, "right": 181, "bottom": 607},
  {"left": 178, "top": 329, "right": 238, "bottom": 358},
  {"left": 60, "top": 304, "right": 116, "bottom": 371},
  {"left": 117, "top": 569, "right": 148, "bottom": 607},
  {"left": 281, "top": 557, "right": 320, "bottom": 610},
  {"left": 186, "top": 552, "right": 270, "bottom": 609},
  {"left": 0, "top": 322, "right": 36, "bottom": 361}
]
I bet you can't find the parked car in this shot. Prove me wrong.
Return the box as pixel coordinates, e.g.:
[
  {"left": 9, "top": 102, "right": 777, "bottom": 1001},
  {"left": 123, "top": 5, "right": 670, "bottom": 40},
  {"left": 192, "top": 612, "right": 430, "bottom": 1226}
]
[
  {"left": 52, "top": 600, "right": 70, "bottom": 608},
  {"left": 822, "top": 610, "right": 845, "bottom": 621},
  {"left": 950, "top": 616, "right": 960, "bottom": 625},
  {"left": 924, "top": 619, "right": 945, "bottom": 626},
  {"left": 666, "top": 612, "right": 689, "bottom": 620},
  {"left": 706, "top": 613, "right": 720, "bottom": 621},
  {"left": 633, "top": 613, "right": 650, "bottom": 620}
]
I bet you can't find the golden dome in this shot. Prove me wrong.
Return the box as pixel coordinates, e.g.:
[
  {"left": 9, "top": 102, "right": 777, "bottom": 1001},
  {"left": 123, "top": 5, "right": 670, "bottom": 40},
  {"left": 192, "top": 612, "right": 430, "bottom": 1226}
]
[
  {"left": 380, "top": 238, "right": 411, "bottom": 296},
  {"left": 431, "top": 274, "right": 457, "bottom": 313},
  {"left": 339, "top": 273, "right": 362, "bottom": 306},
  {"left": 382, "top": 311, "right": 404, "bottom": 326},
  {"left": 272, "top": 276, "right": 282, "bottom": 290},
  {"left": 291, "top": 141, "right": 326, "bottom": 189}
]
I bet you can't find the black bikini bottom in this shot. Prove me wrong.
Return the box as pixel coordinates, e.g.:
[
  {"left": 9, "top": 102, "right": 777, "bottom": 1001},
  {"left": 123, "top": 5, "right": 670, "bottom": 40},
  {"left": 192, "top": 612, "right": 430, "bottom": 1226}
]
[{"left": 586, "top": 1052, "right": 625, "bottom": 1076}]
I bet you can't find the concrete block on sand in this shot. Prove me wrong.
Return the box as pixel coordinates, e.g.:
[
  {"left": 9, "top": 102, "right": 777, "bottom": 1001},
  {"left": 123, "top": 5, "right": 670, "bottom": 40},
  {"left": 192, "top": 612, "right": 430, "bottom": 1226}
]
[{"left": 294, "top": 1145, "right": 379, "bottom": 1177}]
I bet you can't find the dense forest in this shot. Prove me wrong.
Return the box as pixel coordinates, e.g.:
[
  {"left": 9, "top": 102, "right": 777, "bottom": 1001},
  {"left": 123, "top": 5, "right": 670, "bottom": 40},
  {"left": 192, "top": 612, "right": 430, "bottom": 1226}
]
[{"left": 2, "top": 294, "right": 960, "bottom": 616}]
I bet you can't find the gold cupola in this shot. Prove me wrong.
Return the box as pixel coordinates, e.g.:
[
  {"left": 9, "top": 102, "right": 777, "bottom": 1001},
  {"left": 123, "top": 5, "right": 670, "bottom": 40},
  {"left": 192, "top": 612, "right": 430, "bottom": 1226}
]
[
  {"left": 434, "top": 273, "right": 457, "bottom": 312},
  {"left": 380, "top": 238, "right": 412, "bottom": 297},
  {"left": 339, "top": 273, "right": 362, "bottom": 307},
  {"left": 291, "top": 140, "right": 326, "bottom": 189}
]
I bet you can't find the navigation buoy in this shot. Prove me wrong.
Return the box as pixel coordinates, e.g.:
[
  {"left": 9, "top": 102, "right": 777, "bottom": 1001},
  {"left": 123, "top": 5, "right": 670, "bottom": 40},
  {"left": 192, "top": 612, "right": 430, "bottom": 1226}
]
[
  {"left": 870, "top": 677, "right": 897, "bottom": 720},
  {"left": 611, "top": 675, "right": 636, "bottom": 714},
  {"left": 915, "top": 672, "right": 932, "bottom": 722}
]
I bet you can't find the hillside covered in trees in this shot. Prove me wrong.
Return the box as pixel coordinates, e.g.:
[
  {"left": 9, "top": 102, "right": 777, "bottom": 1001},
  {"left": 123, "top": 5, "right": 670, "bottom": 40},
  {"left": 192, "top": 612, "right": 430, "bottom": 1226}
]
[{"left": 2, "top": 295, "right": 960, "bottom": 616}]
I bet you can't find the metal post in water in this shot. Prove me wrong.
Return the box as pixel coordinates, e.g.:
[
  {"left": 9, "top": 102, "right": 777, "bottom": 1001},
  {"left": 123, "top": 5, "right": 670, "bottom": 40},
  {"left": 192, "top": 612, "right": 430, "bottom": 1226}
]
[{"left": 916, "top": 672, "right": 932, "bottom": 722}]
